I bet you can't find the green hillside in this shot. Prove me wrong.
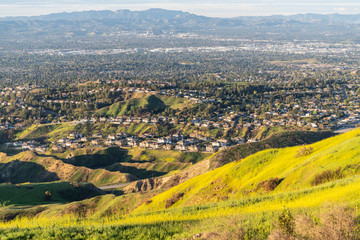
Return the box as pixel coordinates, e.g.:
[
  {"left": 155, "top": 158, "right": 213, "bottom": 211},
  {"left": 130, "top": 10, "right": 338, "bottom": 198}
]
[
  {"left": 2, "top": 129, "right": 360, "bottom": 239},
  {"left": 0, "top": 182, "right": 103, "bottom": 206},
  {"left": 157, "top": 95, "right": 193, "bottom": 110},
  {"left": 135, "top": 129, "right": 360, "bottom": 213},
  {"left": 52, "top": 147, "right": 129, "bottom": 169},
  {"left": 0, "top": 151, "right": 135, "bottom": 186},
  {"left": 97, "top": 94, "right": 193, "bottom": 117},
  {"left": 97, "top": 94, "right": 166, "bottom": 116}
]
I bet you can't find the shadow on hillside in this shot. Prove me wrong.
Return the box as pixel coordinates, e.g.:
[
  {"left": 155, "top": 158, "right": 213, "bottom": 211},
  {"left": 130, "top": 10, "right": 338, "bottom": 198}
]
[
  {"left": 105, "top": 163, "right": 166, "bottom": 179},
  {"left": 214, "top": 131, "right": 336, "bottom": 165},
  {"left": 61, "top": 147, "right": 129, "bottom": 169},
  {"left": 0, "top": 160, "right": 60, "bottom": 184},
  {"left": 20, "top": 137, "right": 47, "bottom": 143},
  {"left": 44, "top": 146, "right": 168, "bottom": 179}
]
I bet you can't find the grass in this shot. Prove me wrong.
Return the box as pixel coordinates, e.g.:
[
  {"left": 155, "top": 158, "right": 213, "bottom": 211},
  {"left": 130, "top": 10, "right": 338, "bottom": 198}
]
[
  {"left": 51, "top": 146, "right": 129, "bottom": 169},
  {"left": 269, "top": 58, "right": 319, "bottom": 65},
  {"left": 157, "top": 95, "right": 193, "bottom": 110},
  {"left": 2, "top": 129, "right": 360, "bottom": 239},
  {"left": 97, "top": 95, "right": 167, "bottom": 117},
  {"left": 129, "top": 148, "right": 210, "bottom": 164},
  {"left": 0, "top": 182, "right": 102, "bottom": 206},
  {"left": 135, "top": 129, "right": 360, "bottom": 212},
  {"left": 0, "top": 151, "right": 133, "bottom": 186}
]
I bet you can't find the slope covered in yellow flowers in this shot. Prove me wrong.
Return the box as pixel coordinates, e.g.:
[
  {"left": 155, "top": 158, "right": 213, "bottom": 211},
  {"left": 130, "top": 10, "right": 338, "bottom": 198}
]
[{"left": 135, "top": 128, "right": 360, "bottom": 213}]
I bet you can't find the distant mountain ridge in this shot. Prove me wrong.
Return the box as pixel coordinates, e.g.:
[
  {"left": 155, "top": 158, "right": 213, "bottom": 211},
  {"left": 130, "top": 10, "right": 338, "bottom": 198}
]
[
  {"left": 2, "top": 9, "right": 360, "bottom": 25},
  {"left": 1, "top": 8, "right": 360, "bottom": 44},
  {"left": 1, "top": 8, "right": 205, "bottom": 22}
]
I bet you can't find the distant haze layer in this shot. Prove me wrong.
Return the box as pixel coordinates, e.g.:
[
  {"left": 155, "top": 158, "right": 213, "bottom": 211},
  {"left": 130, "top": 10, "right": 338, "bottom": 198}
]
[{"left": 1, "top": 0, "right": 360, "bottom": 18}]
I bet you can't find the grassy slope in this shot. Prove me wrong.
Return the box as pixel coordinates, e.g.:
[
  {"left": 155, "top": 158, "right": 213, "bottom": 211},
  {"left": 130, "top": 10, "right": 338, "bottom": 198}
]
[
  {"left": 1, "top": 130, "right": 358, "bottom": 237},
  {"left": 0, "top": 151, "right": 134, "bottom": 186},
  {"left": 97, "top": 94, "right": 166, "bottom": 116},
  {"left": 157, "top": 95, "right": 193, "bottom": 110},
  {"left": 97, "top": 94, "right": 193, "bottom": 117},
  {"left": 16, "top": 123, "right": 76, "bottom": 143},
  {"left": 0, "top": 182, "right": 103, "bottom": 206},
  {"left": 51, "top": 147, "right": 129, "bottom": 169},
  {"left": 37, "top": 190, "right": 164, "bottom": 219},
  {"left": 128, "top": 147, "right": 210, "bottom": 164},
  {"left": 134, "top": 129, "right": 360, "bottom": 213}
]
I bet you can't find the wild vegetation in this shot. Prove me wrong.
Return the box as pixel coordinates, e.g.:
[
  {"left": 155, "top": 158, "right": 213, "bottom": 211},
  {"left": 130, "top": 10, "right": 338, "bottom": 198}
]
[
  {"left": 1, "top": 9, "right": 360, "bottom": 239},
  {"left": 0, "top": 129, "right": 358, "bottom": 239}
]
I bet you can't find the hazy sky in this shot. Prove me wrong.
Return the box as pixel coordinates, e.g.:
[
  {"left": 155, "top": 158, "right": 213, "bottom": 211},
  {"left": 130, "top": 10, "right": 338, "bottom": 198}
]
[{"left": 1, "top": 0, "right": 360, "bottom": 18}]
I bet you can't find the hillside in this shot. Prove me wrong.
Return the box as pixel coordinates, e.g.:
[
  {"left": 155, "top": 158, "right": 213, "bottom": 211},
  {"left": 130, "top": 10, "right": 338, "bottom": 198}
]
[
  {"left": 51, "top": 147, "right": 129, "bottom": 169},
  {"left": 123, "top": 131, "right": 334, "bottom": 193},
  {"left": 135, "top": 129, "right": 360, "bottom": 213},
  {"left": 0, "top": 182, "right": 103, "bottom": 206},
  {"left": 0, "top": 151, "right": 135, "bottom": 186},
  {"left": 2, "top": 9, "right": 360, "bottom": 43},
  {"left": 1, "top": 129, "right": 359, "bottom": 239},
  {"left": 96, "top": 94, "right": 193, "bottom": 117}
]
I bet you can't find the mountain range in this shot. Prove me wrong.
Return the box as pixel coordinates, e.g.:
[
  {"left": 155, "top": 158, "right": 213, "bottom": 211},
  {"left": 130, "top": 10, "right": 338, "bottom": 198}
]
[{"left": 1, "top": 8, "right": 360, "bottom": 42}]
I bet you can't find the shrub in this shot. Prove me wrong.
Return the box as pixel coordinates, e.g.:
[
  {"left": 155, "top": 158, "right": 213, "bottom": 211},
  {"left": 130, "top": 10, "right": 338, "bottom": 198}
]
[
  {"left": 269, "top": 205, "right": 360, "bottom": 240},
  {"left": 295, "top": 146, "right": 313, "bottom": 158},
  {"left": 257, "top": 177, "right": 284, "bottom": 191},
  {"left": 44, "top": 191, "right": 52, "bottom": 201},
  {"left": 278, "top": 208, "right": 295, "bottom": 236},
  {"left": 311, "top": 167, "right": 343, "bottom": 186},
  {"left": 165, "top": 192, "right": 184, "bottom": 208}
]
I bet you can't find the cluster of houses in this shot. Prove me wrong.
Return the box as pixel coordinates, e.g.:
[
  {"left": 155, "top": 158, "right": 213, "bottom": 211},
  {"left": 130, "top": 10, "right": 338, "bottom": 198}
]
[
  {"left": 10, "top": 140, "right": 47, "bottom": 154},
  {"left": 49, "top": 131, "right": 248, "bottom": 153}
]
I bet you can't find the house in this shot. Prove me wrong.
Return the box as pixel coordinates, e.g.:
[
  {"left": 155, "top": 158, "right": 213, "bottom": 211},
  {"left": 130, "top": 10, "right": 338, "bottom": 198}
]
[
  {"left": 139, "top": 141, "right": 149, "bottom": 148},
  {"left": 35, "top": 146, "right": 47, "bottom": 154},
  {"left": 232, "top": 137, "right": 245, "bottom": 144},
  {"left": 144, "top": 133, "right": 155, "bottom": 138},
  {"left": 105, "top": 139, "right": 115, "bottom": 146},
  {"left": 13, "top": 142, "right": 23, "bottom": 147},
  {"left": 206, "top": 145, "right": 218, "bottom": 152},
  {"left": 92, "top": 133, "right": 103, "bottom": 139},
  {"left": 149, "top": 141, "right": 160, "bottom": 149},
  {"left": 172, "top": 133, "right": 184, "bottom": 141},
  {"left": 91, "top": 139, "right": 102, "bottom": 146},
  {"left": 107, "top": 135, "right": 116, "bottom": 140},
  {"left": 51, "top": 145, "right": 64, "bottom": 152},
  {"left": 219, "top": 146, "right": 229, "bottom": 151},
  {"left": 126, "top": 136, "right": 138, "bottom": 141},
  {"left": 187, "top": 145, "right": 200, "bottom": 152},
  {"left": 218, "top": 139, "right": 230, "bottom": 147},
  {"left": 128, "top": 140, "right": 138, "bottom": 147},
  {"left": 80, "top": 137, "right": 91, "bottom": 142},
  {"left": 68, "top": 132, "right": 82, "bottom": 139},
  {"left": 70, "top": 143, "right": 81, "bottom": 149},
  {"left": 157, "top": 137, "right": 172, "bottom": 144},
  {"left": 115, "top": 140, "right": 126, "bottom": 147},
  {"left": 175, "top": 144, "right": 186, "bottom": 151},
  {"left": 163, "top": 144, "right": 173, "bottom": 151},
  {"left": 116, "top": 132, "right": 127, "bottom": 139}
]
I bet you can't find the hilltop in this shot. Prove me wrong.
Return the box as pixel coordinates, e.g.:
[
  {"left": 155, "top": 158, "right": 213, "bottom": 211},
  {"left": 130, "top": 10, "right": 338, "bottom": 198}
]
[{"left": 96, "top": 94, "right": 193, "bottom": 117}]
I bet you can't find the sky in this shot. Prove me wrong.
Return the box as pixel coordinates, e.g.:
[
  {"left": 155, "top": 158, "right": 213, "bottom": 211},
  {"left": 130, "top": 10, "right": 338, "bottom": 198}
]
[{"left": 0, "top": 0, "right": 360, "bottom": 18}]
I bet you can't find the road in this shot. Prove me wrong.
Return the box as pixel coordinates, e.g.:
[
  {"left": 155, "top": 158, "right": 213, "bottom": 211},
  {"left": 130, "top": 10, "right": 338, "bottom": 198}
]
[
  {"left": 334, "top": 124, "right": 358, "bottom": 134},
  {"left": 98, "top": 182, "right": 132, "bottom": 190}
]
